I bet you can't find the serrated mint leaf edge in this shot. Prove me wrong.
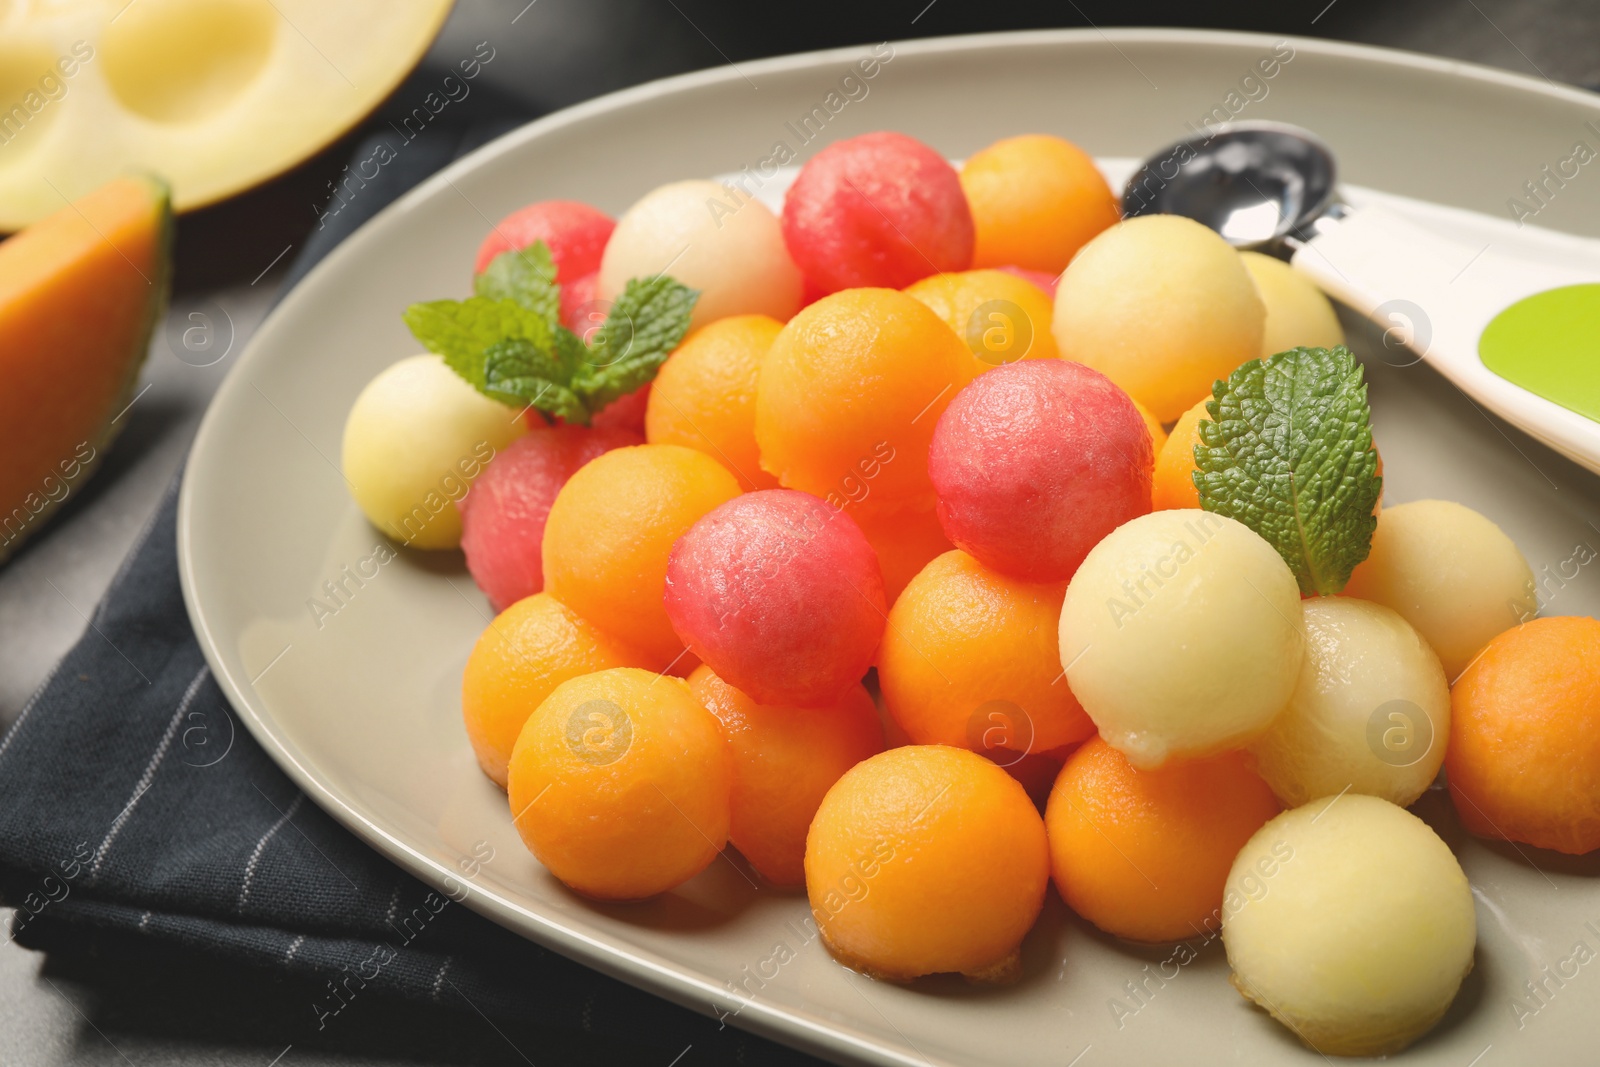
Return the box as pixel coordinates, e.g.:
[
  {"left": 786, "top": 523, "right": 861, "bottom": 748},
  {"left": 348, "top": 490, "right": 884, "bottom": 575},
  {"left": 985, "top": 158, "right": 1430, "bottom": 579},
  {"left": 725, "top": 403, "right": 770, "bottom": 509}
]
[
  {"left": 402, "top": 296, "right": 558, "bottom": 404},
  {"left": 587, "top": 276, "right": 698, "bottom": 375},
  {"left": 1191, "top": 345, "right": 1383, "bottom": 596},
  {"left": 474, "top": 242, "right": 560, "bottom": 320}
]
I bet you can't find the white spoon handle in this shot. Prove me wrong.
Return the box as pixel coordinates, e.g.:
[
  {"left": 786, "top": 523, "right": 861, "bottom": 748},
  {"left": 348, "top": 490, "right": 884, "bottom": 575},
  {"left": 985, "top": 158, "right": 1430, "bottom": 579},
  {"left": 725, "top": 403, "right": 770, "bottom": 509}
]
[{"left": 1291, "top": 204, "right": 1600, "bottom": 472}]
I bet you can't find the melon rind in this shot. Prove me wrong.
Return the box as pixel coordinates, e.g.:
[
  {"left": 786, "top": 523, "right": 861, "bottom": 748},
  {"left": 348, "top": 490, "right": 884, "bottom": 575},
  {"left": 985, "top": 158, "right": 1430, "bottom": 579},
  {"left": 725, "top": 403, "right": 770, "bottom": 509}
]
[{"left": 0, "top": 173, "right": 172, "bottom": 565}]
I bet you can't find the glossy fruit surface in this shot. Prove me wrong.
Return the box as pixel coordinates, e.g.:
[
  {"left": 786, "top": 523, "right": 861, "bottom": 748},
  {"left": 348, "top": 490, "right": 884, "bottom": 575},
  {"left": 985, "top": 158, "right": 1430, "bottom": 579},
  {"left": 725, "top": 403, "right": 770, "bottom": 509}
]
[
  {"left": 1240, "top": 250, "right": 1345, "bottom": 357},
  {"left": 690, "top": 666, "right": 883, "bottom": 886},
  {"left": 462, "top": 593, "right": 643, "bottom": 786},
  {"left": 1060, "top": 510, "right": 1304, "bottom": 768},
  {"left": 879, "top": 550, "right": 1092, "bottom": 755},
  {"left": 756, "top": 288, "right": 967, "bottom": 506},
  {"left": 1053, "top": 215, "right": 1265, "bottom": 422},
  {"left": 1150, "top": 398, "right": 1208, "bottom": 512},
  {"left": 929, "top": 359, "right": 1153, "bottom": 581},
  {"left": 598, "top": 179, "right": 802, "bottom": 330},
  {"left": 665, "top": 489, "right": 886, "bottom": 707},
  {"left": 781, "top": 131, "right": 973, "bottom": 293},
  {"left": 508, "top": 667, "right": 731, "bottom": 900},
  {"left": 1223, "top": 795, "right": 1476, "bottom": 1056},
  {"left": 1344, "top": 499, "right": 1536, "bottom": 679},
  {"left": 806, "top": 745, "right": 1049, "bottom": 981},
  {"left": 459, "top": 425, "right": 641, "bottom": 612},
  {"left": 851, "top": 499, "right": 953, "bottom": 605},
  {"left": 960, "top": 133, "right": 1120, "bottom": 274},
  {"left": 543, "top": 444, "right": 740, "bottom": 667},
  {"left": 1249, "top": 597, "right": 1449, "bottom": 809},
  {"left": 342, "top": 354, "right": 525, "bottom": 550},
  {"left": 1046, "top": 738, "right": 1280, "bottom": 942},
  {"left": 645, "top": 314, "right": 783, "bottom": 492},
  {"left": 904, "top": 269, "right": 1060, "bottom": 378},
  {"left": 1448, "top": 615, "right": 1600, "bottom": 854},
  {"left": 473, "top": 199, "right": 615, "bottom": 279}
]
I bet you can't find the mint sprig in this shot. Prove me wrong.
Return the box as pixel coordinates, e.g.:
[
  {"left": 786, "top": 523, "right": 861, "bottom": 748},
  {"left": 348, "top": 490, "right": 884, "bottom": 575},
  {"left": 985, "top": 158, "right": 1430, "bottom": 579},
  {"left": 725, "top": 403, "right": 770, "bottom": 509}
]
[
  {"left": 481, "top": 337, "right": 587, "bottom": 422},
  {"left": 402, "top": 296, "right": 558, "bottom": 396},
  {"left": 578, "top": 275, "right": 698, "bottom": 413},
  {"left": 402, "top": 241, "right": 699, "bottom": 425},
  {"left": 474, "top": 242, "right": 558, "bottom": 321},
  {"left": 1193, "top": 345, "right": 1382, "bottom": 596}
]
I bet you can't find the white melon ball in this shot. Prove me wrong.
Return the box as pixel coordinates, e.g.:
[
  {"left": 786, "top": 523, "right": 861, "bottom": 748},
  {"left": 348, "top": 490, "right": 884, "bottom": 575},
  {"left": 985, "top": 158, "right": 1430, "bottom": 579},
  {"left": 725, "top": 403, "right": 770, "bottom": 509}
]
[
  {"left": 1248, "top": 597, "right": 1448, "bottom": 808},
  {"left": 1240, "top": 250, "right": 1345, "bottom": 357},
  {"left": 1344, "top": 499, "right": 1536, "bottom": 679},
  {"left": 341, "top": 354, "right": 525, "bottom": 550},
  {"left": 1222, "top": 794, "right": 1476, "bottom": 1056},
  {"left": 1059, "top": 509, "right": 1303, "bottom": 768},
  {"left": 597, "top": 179, "right": 802, "bottom": 331},
  {"left": 1052, "top": 215, "right": 1264, "bottom": 422}
]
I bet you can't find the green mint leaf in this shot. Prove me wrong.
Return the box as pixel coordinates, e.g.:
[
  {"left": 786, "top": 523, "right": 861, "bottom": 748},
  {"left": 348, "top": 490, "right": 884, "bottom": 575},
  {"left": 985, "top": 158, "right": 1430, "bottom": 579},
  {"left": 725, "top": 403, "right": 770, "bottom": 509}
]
[
  {"left": 402, "top": 296, "right": 557, "bottom": 395},
  {"left": 483, "top": 339, "right": 588, "bottom": 423},
  {"left": 577, "top": 276, "right": 699, "bottom": 413},
  {"left": 1193, "top": 345, "right": 1382, "bottom": 596},
  {"left": 404, "top": 268, "right": 698, "bottom": 424},
  {"left": 552, "top": 325, "right": 592, "bottom": 382},
  {"left": 474, "top": 242, "right": 560, "bottom": 321}
]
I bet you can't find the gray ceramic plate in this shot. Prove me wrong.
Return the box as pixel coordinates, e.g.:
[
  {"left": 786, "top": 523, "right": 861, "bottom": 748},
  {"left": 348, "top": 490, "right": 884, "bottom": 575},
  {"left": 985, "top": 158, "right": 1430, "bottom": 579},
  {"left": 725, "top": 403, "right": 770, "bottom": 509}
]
[{"left": 179, "top": 29, "right": 1600, "bottom": 1066}]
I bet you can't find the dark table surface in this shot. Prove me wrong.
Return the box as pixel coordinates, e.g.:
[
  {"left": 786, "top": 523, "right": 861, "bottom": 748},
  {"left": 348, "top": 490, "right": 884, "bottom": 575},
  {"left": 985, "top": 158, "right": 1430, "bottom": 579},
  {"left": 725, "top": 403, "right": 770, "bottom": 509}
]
[{"left": 2, "top": 1, "right": 1598, "bottom": 1064}]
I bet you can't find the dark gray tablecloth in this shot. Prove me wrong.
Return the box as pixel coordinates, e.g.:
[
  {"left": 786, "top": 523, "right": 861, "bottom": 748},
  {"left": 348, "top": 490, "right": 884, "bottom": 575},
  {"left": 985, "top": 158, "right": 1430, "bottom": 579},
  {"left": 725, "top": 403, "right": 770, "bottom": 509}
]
[{"left": 0, "top": 121, "right": 818, "bottom": 1067}]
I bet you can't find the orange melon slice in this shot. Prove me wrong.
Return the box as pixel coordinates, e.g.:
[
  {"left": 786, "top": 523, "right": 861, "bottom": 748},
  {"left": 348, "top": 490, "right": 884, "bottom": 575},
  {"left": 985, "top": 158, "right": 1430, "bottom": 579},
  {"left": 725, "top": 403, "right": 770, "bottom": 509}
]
[
  {"left": 0, "top": 0, "right": 453, "bottom": 229},
  {"left": 0, "top": 174, "right": 171, "bottom": 563}
]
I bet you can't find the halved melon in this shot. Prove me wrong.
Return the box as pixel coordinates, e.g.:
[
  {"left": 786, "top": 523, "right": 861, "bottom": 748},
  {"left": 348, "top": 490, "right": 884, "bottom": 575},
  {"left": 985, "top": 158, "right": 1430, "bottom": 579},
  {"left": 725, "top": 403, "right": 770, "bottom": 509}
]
[
  {"left": 0, "top": 174, "right": 171, "bottom": 563},
  {"left": 0, "top": 0, "right": 453, "bottom": 229}
]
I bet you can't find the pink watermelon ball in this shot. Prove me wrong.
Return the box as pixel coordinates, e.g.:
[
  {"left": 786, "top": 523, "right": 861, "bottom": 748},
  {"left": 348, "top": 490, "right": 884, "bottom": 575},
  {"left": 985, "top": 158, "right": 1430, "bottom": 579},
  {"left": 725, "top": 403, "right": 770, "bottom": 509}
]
[
  {"left": 589, "top": 384, "right": 650, "bottom": 434},
  {"left": 798, "top": 277, "right": 829, "bottom": 311},
  {"left": 473, "top": 200, "right": 615, "bottom": 279},
  {"left": 520, "top": 385, "right": 649, "bottom": 435},
  {"left": 664, "top": 489, "right": 887, "bottom": 706},
  {"left": 781, "top": 131, "right": 974, "bottom": 293},
  {"left": 459, "top": 425, "right": 642, "bottom": 612},
  {"left": 997, "top": 264, "right": 1061, "bottom": 299},
  {"left": 559, "top": 270, "right": 600, "bottom": 333},
  {"left": 929, "top": 360, "right": 1153, "bottom": 582}
]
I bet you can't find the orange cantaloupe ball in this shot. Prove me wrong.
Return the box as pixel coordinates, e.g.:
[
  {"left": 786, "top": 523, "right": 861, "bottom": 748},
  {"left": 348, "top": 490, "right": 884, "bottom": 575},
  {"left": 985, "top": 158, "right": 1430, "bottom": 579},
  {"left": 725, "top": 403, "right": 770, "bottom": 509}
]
[
  {"left": 903, "top": 268, "right": 1060, "bottom": 379},
  {"left": 806, "top": 745, "right": 1049, "bottom": 982},
  {"left": 1053, "top": 215, "right": 1264, "bottom": 423},
  {"left": 1046, "top": 737, "right": 1281, "bottom": 941},
  {"left": 645, "top": 314, "right": 783, "bottom": 492},
  {"left": 689, "top": 666, "right": 883, "bottom": 886},
  {"left": 461, "top": 592, "right": 645, "bottom": 787},
  {"left": 542, "top": 444, "right": 740, "bottom": 668},
  {"left": 959, "top": 134, "right": 1120, "bottom": 274},
  {"left": 507, "top": 667, "right": 731, "bottom": 900},
  {"left": 1448, "top": 615, "right": 1600, "bottom": 854}
]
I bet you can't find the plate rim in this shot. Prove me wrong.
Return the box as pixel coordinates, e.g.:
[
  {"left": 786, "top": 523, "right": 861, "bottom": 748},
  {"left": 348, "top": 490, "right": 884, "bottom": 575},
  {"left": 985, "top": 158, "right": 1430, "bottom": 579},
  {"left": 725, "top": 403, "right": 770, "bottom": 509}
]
[{"left": 176, "top": 26, "right": 1600, "bottom": 1067}]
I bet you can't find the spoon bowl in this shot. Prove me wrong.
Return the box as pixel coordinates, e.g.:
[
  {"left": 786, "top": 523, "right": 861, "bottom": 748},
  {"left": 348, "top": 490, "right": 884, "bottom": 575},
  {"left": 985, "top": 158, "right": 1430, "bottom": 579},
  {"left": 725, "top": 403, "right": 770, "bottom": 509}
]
[{"left": 1121, "top": 121, "right": 1339, "bottom": 249}]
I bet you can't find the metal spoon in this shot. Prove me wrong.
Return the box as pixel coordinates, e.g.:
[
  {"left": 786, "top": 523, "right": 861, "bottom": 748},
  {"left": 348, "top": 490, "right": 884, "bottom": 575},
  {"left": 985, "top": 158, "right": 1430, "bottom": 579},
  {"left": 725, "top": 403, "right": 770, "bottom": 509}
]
[
  {"left": 1122, "top": 121, "right": 1343, "bottom": 249},
  {"left": 1122, "top": 121, "right": 1600, "bottom": 475}
]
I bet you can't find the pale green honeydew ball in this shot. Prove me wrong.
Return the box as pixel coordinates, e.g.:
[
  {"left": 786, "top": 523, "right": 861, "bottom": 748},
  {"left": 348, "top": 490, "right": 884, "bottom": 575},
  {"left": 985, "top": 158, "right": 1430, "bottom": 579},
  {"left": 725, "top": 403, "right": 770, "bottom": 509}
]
[
  {"left": 1222, "top": 794, "right": 1476, "bottom": 1057},
  {"left": 1344, "top": 499, "right": 1536, "bottom": 679},
  {"left": 1248, "top": 596, "right": 1449, "bottom": 808},
  {"left": 1051, "top": 214, "right": 1264, "bottom": 422},
  {"left": 1240, "top": 250, "right": 1345, "bottom": 357},
  {"left": 597, "top": 179, "right": 802, "bottom": 331},
  {"left": 1058, "top": 509, "right": 1303, "bottom": 769},
  {"left": 341, "top": 354, "right": 524, "bottom": 550}
]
